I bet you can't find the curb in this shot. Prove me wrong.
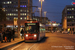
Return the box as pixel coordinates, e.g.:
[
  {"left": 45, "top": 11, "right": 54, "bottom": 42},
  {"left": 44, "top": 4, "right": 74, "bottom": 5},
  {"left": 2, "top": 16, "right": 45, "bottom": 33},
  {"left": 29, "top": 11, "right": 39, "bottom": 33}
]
[{"left": 0, "top": 40, "right": 24, "bottom": 50}]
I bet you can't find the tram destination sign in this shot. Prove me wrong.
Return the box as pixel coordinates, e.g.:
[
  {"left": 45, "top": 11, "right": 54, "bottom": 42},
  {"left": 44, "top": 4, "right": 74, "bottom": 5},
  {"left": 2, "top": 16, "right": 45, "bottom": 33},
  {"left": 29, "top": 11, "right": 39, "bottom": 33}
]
[{"left": 27, "top": 23, "right": 36, "bottom": 25}]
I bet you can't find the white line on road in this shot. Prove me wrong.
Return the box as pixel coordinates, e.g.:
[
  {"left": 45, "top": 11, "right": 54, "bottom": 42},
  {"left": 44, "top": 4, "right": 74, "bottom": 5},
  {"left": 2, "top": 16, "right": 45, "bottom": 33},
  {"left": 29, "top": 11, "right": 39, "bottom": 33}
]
[
  {"left": 11, "top": 43, "right": 23, "bottom": 50},
  {"left": 28, "top": 44, "right": 36, "bottom": 50}
]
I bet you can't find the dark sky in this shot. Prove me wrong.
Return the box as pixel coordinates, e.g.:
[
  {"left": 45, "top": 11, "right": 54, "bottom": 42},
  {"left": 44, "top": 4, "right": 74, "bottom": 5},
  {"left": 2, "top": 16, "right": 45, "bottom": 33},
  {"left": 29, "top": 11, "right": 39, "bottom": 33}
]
[{"left": 33, "top": 0, "right": 74, "bottom": 23}]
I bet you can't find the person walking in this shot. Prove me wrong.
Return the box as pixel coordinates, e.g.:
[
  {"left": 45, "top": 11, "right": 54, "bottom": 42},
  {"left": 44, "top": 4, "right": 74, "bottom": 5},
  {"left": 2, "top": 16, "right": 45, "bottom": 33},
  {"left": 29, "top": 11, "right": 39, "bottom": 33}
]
[
  {"left": 2, "top": 30, "right": 6, "bottom": 42},
  {"left": 20, "top": 29, "right": 24, "bottom": 39},
  {"left": 5, "top": 31, "right": 7, "bottom": 42},
  {"left": 8, "top": 29, "right": 12, "bottom": 42},
  {"left": 6, "top": 28, "right": 9, "bottom": 42},
  {"left": 12, "top": 29, "right": 15, "bottom": 41}
]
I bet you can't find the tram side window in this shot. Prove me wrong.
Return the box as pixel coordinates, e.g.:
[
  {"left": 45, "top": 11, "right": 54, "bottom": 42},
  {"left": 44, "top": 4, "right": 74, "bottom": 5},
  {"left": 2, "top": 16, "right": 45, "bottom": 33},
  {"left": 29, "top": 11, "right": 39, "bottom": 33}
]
[{"left": 40, "top": 27, "right": 45, "bottom": 32}]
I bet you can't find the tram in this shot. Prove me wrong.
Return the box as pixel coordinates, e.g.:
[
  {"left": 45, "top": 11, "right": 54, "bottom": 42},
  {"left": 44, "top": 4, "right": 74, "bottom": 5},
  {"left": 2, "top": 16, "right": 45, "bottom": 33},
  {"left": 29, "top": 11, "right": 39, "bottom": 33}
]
[{"left": 24, "top": 20, "right": 45, "bottom": 42}]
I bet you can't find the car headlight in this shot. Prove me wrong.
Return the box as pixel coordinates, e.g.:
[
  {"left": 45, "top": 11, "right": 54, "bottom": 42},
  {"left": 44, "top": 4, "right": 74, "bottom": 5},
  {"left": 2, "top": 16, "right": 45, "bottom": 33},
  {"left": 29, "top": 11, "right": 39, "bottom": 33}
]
[
  {"left": 26, "top": 34, "right": 28, "bottom": 37},
  {"left": 34, "top": 34, "right": 37, "bottom": 37}
]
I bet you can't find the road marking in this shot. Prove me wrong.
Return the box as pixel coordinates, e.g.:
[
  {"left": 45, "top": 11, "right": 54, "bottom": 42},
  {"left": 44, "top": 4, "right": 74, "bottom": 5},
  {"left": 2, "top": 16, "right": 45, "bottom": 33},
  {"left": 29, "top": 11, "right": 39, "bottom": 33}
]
[
  {"left": 11, "top": 43, "right": 23, "bottom": 50},
  {"left": 28, "top": 44, "right": 36, "bottom": 50}
]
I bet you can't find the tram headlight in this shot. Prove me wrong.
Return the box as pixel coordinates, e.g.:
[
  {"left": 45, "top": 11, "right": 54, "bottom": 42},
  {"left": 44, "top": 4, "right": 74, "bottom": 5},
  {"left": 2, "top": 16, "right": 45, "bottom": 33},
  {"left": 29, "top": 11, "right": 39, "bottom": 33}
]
[
  {"left": 26, "top": 34, "right": 28, "bottom": 37},
  {"left": 34, "top": 34, "right": 37, "bottom": 37}
]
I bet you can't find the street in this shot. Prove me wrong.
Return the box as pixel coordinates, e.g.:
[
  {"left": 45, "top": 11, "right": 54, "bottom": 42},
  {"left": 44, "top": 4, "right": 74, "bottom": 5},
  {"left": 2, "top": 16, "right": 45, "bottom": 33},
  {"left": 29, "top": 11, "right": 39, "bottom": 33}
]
[{"left": 8, "top": 32, "right": 75, "bottom": 50}]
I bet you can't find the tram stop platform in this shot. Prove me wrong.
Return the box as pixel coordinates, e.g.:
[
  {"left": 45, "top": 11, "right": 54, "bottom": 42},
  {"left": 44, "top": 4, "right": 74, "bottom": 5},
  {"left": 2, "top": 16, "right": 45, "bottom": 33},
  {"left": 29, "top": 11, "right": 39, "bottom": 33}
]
[{"left": 0, "top": 38, "right": 24, "bottom": 50}]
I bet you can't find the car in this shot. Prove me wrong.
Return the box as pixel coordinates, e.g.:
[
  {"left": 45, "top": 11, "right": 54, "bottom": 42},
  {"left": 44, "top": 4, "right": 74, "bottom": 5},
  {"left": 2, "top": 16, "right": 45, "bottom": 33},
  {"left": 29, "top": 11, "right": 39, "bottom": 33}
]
[
  {"left": 57, "top": 30, "right": 60, "bottom": 33},
  {"left": 45, "top": 30, "right": 50, "bottom": 33},
  {"left": 62, "top": 31, "right": 69, "bottom": 34},
  {"left": 51, "top": 30, "right": 55, "bottom": 33}
]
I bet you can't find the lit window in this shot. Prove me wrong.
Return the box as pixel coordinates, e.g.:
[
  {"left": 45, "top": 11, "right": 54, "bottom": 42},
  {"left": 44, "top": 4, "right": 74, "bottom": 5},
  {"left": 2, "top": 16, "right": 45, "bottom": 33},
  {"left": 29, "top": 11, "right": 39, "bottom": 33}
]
[
  {"left": 20, "top": 17, "right": 22, "bottom": 20},
  {"left": 25, "top": 13, "right": 26, "bottom": 15},
  {"left": 16, "top": 14, "right": 18, "bottom": 16},
  {"left": 11, "top": 14, "right": 13, "bottom": 16},
  {"left": 25, "top": 5, "right": 26, "bottom": 7},
  {"left": 6, "top": 17, "right": 9, "bottom": 20},
  {"left": 24, "top": 17, "right": 26, "bottom": 19},
  {"left": 20, "top": 10, "right": 22, "bottom": 12},
  {"left": 14, "top": 17, "right": 18, "bottom": 19},
  {"left": 16, "top": 9, "right": 18, "bottom": 11},
  {"left": 67, "top": 16, "right": 70, "bottom": 18},
  {"left": 3, "top": 10, "right": 5, "bottom": 12},
  {"left": 8, "top": 14, "right": 10, "bottom": 16},
  {"left": 70, "top": 9, "right": 71, "bottom": 10},
  {"left": 67, "top": 9, "right": 69, "bottom": 10},
  {"left": 3, "top": 2, "right": 5, "bottom": 4},
  {"left": 20, "top": 13, "right": 22, "bottom": 15},
  {"left": 72, "top": 16, "right": 74, "bottom": 18},
  {"left": 5, "top": 10, "right": 7, "bottom": 11},
  {"left": 14, "top": 14, "right": 16, "bottom": 16},
  {"left": 10, "top": 1, "right": 12, "bottom": 4},
  {"left": 23, "top": 13, "right": 24, "bottom": 15},
  {"left": 7, "top": 1, "right": 10, "bottom": 4},
  {"left": 70, "top": 16, "right": 71, "bottom": 18},
  {"left": 10, "top": 13, "right": 12, "bottom": 16},
  {"left": 25, "top": 10, "right": 26, "bottom": 12},
  {"left": 27, "top": 10, "right": 29, "bottom": 12},
  {"left": 72, "top": 8, "right": 74, "bottom": 10}
]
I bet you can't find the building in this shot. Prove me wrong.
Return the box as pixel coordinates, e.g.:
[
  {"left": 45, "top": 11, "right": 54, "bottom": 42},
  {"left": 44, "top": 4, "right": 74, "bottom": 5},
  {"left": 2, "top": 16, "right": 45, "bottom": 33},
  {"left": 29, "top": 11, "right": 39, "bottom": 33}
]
[
  {"left": 45, "top": 22, "right": 61, "bottom": 32},
  {"left": 33, "top": 16, "right": 50, "bottom": 24},
  {"left": 62, "top": 5, "right": 75, "bottom": 33},
  {"left": 0, "top": 0, "right": 32, "bottom": 21}
]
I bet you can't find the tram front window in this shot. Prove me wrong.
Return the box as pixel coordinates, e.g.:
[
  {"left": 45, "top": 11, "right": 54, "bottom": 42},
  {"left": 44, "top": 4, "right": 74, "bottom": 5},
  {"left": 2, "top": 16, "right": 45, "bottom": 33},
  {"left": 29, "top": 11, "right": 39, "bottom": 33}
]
[{"left": 25, "top": 23, "right": 38, "bottom": 33}]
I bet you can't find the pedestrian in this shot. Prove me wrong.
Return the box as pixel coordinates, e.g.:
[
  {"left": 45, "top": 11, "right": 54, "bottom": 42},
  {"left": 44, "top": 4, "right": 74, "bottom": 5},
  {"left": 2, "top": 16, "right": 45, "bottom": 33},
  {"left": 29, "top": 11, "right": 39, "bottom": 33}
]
[
  {"left": 2, "top": 30, "right": 6, "bottom": 42},
  {"left": 6, "top": 28, "right": 9, "bottom": 42},
  {"left": 20, "top": 29, "right": 24, "bottom": 39},
  {"left": 12, "top": 29, "right": 15, "bottom": 41},
  {"left": 0, "top": 31, "right": 3, "bottom": 43},
  {"left": 8, "top": 29, "right": 12, "bottom": 42},
  {"left": 5, "top": 31, "right": 7, "bottom": 42}
]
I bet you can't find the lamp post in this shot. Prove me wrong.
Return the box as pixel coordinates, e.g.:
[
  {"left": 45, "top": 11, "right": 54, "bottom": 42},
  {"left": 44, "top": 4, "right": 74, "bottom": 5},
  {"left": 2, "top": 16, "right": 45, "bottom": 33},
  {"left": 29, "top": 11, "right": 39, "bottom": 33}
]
[
  {"left": 44, "top": 11, "right": 47, "bottom": 24},
  {"left": 18, "top": 0, "right": 20, "bottom": 38},
  {"left": 27, "top": 0, "right": 30, "bottom": 20},
  {"left": 39, "top": 0, "right": 44, "bottom": 23},
  {"left": 38, "top": 7, "right": 41, "bottom": 18}
]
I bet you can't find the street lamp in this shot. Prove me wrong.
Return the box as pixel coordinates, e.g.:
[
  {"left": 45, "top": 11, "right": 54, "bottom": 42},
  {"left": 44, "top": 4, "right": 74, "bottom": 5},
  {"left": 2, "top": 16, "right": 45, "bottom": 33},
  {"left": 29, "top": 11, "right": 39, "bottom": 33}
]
[
  {"left": 39, "top": 0, "right": 44, "bottom": 23},
  {"left": 38, "top": 7, "right": 41, "bottom": 18},
  {"left": 44, "top": 11, "right": 47, "bottom": 18}
]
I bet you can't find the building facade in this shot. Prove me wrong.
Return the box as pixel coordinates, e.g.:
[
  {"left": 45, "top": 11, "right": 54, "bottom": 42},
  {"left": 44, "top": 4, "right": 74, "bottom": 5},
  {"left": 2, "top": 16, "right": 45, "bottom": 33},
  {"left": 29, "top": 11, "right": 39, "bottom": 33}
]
[
  {"left": 33, "top": 16, "right": 50, "bottom": 24},
  {"left": 62, "top": 5, "right": 75, "bottom": 33},
  {"left": 0, "top": 0, "right": 32, "bottom": 21}
]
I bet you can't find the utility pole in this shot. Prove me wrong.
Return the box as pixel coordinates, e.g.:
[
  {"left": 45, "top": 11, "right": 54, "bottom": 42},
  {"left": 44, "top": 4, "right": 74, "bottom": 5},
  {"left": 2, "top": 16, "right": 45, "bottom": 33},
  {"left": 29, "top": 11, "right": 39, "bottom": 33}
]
[
  {"left": 44, "top": 11, "right": 47, "bottom": 24},
  {"left": 40, "top": 1, "right": 42, "bottom": 23},
  {"left": 39, "top": 0, "right": 44, "bottom": 23},
  {"left": 18, "top": 0, "right": 20, "bottom": 38},
  {"left": 27, "top": 0, "right": 30, "bottom": 20}
]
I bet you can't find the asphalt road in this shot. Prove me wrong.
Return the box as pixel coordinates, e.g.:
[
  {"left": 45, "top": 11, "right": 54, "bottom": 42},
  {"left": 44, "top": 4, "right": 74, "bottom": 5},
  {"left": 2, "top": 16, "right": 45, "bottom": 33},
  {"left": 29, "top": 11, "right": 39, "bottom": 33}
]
[{"left": 8, "top": 32, "right": 75, "bottom": 50}]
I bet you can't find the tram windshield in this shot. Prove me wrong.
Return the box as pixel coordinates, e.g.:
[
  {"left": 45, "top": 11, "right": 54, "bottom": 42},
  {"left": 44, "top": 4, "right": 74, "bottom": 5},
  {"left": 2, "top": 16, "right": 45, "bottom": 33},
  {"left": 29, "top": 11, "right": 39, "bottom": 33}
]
[{"left": 25, "top": 23, "right": 39, "bottom": 33}]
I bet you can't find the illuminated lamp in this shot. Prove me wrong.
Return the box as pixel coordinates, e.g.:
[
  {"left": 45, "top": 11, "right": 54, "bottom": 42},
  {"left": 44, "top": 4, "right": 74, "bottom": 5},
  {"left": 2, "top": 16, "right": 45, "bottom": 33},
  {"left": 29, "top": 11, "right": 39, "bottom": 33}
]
[{"left": 72, "top": 2, "right": 75, "bottom": 4}]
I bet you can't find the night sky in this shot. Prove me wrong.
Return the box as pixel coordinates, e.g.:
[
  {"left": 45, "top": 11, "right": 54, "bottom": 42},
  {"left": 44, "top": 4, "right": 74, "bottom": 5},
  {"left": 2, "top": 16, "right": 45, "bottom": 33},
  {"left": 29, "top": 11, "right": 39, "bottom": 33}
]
[{"left": 33, "top": 0, "right": 75, "bottom": 23}]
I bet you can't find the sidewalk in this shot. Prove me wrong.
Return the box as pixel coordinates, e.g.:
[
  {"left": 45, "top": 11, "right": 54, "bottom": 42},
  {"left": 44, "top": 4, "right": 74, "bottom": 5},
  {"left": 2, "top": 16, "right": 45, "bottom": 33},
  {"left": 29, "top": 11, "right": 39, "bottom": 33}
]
[{"left": 0, "top": 38, "right": 24, "bottom": 49}]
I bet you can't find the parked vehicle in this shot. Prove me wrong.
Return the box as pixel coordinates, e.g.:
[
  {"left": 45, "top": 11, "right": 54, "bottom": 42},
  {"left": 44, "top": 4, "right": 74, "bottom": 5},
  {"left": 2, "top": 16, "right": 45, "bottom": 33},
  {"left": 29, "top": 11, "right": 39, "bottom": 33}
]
[
  {"left": 62, "top": 31, "right": 69, "bottom": 34},
  {"left": 45, "top": 30, "right": 50, "bottom": 33},
  {"left": 57, "top": 30, "right": 60, "bottom": 33}
]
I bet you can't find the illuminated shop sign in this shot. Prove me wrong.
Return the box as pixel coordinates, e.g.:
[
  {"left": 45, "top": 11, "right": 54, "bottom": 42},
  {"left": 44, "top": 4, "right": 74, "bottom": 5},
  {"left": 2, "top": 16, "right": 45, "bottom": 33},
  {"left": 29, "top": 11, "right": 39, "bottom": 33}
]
[{"left": 72, "top": 2, "right": 75, "bottom": 5}]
